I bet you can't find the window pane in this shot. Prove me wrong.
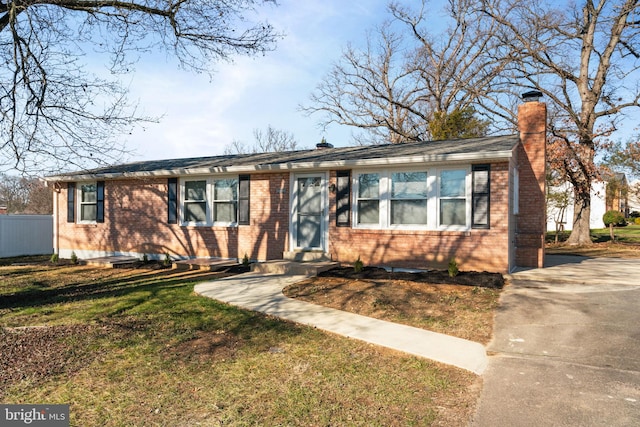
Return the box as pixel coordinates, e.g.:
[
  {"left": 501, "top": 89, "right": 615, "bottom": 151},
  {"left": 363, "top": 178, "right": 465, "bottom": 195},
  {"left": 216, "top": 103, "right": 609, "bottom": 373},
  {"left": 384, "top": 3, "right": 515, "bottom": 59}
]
[
  {"left": 440, "top": 199, "right": 466, "bottom": 226},
  {"left": 440, "top": 170, "right": 466, "bottom": 197},
  {"left": 298, "top": 177, "right": 322, "bottom": 214},
  {"left": 391, "top": 200, "right": 427, "bottom": 225},
  {"left": 81, "top": 205, "right": 97, "bottom": 221},
  {"left": 81, "top": 184, "right": 97, "bottom": 203},
  {"left": 185, "top": 181, "right": 206, "bottom": 201},
  {"left": 214, "top": 179, "right": 238, "bottom": 200},
  {"left": 358, "top": 200, "right": 379, "bottom": 224},
  {"left": 358, "top": 174, "right": 379, "bottom": 198},
  {"left": 214, "top": 202, "right": 236, "bottom": 223},
  {"left": 185, "top": 201, "right": 207, "bottom": 222},
  {"left": 391, "top": 172, "right": 427, "bottom": 198}
]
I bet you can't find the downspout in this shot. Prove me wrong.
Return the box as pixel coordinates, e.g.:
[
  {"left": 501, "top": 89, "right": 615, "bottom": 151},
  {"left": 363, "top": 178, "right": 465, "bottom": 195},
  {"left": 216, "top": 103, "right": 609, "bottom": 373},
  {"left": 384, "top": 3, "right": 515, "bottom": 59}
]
[{"left": 52, "top": 182, "right": 59, "bottom": 255}]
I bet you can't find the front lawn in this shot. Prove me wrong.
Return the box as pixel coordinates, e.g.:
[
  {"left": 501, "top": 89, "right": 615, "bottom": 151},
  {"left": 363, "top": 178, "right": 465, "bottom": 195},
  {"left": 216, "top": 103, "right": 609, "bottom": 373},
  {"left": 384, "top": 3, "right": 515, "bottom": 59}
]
[
  {"left": 1, "top": 262, "right": 481, "bottom": 426},
  {"left": 547, "top": 224, "right": 640, "bottom": 258}
]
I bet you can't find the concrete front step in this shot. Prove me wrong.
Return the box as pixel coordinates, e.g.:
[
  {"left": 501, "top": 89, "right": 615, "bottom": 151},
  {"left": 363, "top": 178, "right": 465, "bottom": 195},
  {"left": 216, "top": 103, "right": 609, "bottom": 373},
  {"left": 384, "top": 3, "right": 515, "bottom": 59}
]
[
  {"left": 283, "top": 251, "right": 332, "bottom": 262},
  {"left": 252, "top": 260, "right": 338, "bottom": 276},
  {"left": 82, "top": 256, "right": 140, "bottom": 268},
  {"left": 173, "top": 258, "right": 239, "bottom": 271}
]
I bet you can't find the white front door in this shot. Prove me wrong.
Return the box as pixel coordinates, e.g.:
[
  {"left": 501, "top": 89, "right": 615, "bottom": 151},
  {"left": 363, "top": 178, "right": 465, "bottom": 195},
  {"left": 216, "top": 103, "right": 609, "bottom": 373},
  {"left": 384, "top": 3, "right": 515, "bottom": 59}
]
[{"left": 292, "top": 173, "right": 327, "bottom": 251}]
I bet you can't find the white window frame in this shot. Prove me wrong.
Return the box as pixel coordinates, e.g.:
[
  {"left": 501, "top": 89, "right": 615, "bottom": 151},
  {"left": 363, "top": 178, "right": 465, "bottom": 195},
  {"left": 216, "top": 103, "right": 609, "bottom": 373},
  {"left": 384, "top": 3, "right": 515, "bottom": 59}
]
[
  {"left": 182, "top": 178, "right": 209, "bottom": 225},
  {"left": 354, "top": 171, "right": 383, "bottom": 228},
  {"left": 389, "top": 170, "right": 430, "bottom": 228},
  {"left": 78, "top": 182, "right": 98, "bottom": 224},
  {"left": 437, "top": 167, "right": 471, "bottom": 231},
  {"left": 180, "top": 176, "right": 240, "bottom": 226},
  {"left": 352, "top": 167, "right": 472, "bottom": 231},
  {"left": 211, "top": 177, "right": 239, "bottom": 226}
]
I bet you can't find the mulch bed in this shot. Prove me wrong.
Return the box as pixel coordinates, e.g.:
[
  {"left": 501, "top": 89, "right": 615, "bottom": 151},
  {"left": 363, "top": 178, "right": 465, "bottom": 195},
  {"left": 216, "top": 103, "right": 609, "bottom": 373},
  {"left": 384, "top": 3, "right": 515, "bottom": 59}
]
[{"left": 319, "top": 266, "right": 504, "bottom": 289}]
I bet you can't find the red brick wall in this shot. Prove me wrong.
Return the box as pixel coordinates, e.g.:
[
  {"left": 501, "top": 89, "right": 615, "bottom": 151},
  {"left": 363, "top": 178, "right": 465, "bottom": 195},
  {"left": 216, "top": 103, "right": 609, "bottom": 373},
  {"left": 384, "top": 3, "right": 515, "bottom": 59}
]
[
  {"left": 56, "top": 173, "right": 290, "bottom": 261},
  {"left": 515, "top": 101, "right": 547, "bottom": 268},
  {"left": 327, "top": 163, "right": 512, "bottom": 272}
]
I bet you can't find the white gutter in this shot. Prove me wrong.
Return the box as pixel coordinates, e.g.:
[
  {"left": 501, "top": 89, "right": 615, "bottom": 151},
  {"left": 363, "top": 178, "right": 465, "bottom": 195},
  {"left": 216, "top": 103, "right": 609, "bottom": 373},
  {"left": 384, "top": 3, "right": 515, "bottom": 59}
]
[{"left": 44, "top": 149, "right": 515, "bottom": 182}]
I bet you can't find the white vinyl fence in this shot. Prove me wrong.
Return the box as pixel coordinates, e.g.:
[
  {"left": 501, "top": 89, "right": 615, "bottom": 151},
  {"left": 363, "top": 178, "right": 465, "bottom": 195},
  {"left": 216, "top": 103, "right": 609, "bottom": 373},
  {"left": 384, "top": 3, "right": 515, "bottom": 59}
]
[{"left": 0, "top": 215, "right": 53, "bottom": 258}]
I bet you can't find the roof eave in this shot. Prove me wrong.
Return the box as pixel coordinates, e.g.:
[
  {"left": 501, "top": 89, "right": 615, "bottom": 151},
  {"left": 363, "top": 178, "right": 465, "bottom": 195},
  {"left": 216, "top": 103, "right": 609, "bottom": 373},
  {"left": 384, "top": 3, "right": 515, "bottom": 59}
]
[{"left": 44, "top": 150, "right": 514, "bottom": 182}]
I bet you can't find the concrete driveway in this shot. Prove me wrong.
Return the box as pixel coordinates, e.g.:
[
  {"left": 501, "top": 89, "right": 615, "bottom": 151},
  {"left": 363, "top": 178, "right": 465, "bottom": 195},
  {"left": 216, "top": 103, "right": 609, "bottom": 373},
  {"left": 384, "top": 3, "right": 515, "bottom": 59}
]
[{"left": 472, "top": 255, "right": 640, "bottom": 427}]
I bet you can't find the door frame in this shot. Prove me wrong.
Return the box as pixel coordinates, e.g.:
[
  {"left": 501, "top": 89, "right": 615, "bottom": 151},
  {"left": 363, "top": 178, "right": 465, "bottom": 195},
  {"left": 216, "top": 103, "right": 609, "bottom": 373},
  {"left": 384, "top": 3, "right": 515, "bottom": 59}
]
[{"left": 289, "top": 171, "right": 329, "bottom": 252}]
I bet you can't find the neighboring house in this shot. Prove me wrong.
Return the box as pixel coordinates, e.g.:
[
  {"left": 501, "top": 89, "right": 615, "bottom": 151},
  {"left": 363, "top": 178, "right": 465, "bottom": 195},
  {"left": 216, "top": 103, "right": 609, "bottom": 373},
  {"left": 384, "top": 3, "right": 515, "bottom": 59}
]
[
  {"left": 45, "top": 97, "right": 547, "bottom": 273},
  {"left": 547, "top": 172, "right": 629, "bottom": 232},
  {"left": 629, "top": 179, "right": 640, "bottom": 214},
  {"left": 606, "top": 172, "right": 629, "bottom": 217}
]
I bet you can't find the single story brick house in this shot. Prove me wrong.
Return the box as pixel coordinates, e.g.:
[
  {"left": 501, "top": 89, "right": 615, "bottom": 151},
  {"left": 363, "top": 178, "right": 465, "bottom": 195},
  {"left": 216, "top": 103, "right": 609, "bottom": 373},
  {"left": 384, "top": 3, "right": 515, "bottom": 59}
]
[{"left": 45, "top": 98, "right": 547, "bottom": 273}]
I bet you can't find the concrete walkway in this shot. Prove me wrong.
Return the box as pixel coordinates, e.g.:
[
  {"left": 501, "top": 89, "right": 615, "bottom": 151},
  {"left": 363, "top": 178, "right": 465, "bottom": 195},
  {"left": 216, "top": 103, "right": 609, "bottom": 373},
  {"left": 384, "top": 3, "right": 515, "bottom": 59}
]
[
  {"left": 472, "top": 255, "right": 640, "bottom": 426},
  {"left": 194, "top": 267, "right": 488, "bottom": 374}
]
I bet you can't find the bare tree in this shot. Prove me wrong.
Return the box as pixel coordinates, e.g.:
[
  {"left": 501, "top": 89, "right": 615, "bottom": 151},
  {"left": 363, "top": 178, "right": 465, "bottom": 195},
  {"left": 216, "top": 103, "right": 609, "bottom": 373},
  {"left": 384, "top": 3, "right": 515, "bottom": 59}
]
[
  {"left": 303, "top": 28, "right": 425, "bottom": 144},
  {"left": 0, "top": 1, "right": 280, "bottom": 175},
  {"left": 0, "top": 174, "right": 52, "bottom": 214},
  {"left": 224, "top": 125, "right": 302, "bottom": 154},
  {"left": 477, "top": 0, "right": 640, "bottom": 245},
  {"left": 301, "top": 0, "right": 507, "bottom": 144}
]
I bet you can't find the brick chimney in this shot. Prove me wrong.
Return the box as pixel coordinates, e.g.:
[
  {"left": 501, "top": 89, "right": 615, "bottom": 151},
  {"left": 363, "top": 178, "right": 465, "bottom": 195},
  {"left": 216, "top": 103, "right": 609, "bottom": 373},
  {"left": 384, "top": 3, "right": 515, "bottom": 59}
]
[{"left": 515, "top": 92, "right": 547, "bottom": 268}]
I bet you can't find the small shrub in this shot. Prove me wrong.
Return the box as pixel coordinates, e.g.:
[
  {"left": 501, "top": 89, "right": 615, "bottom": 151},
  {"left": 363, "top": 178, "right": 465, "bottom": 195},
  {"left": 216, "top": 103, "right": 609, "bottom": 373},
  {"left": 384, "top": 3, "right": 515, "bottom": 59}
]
[
  {"left": 635, "top": 217, "right": 640, "bottom": 226},
  {"left": 142, "top": 254, "right": 149, "bottom": 263},
  {"left": 603, "top": 210, "right": 626, "bottom": 227},
  {"left": 70, "top": 251, "right": 78, "bottom": 265},
  {"left": 163, "top": 253, "right": 172, "bottom": 267},
  {"left": 448, "top": 258, "right": 459, "bottom": 278},
  {"left": 50, "top": 253, "right": 59, "bottom": 264},
  {"left": 242, "top": 253, "right": 251, "bottom": 267},
  {"left": 353, "top": 256, "right": 364, "bottom": 273}
]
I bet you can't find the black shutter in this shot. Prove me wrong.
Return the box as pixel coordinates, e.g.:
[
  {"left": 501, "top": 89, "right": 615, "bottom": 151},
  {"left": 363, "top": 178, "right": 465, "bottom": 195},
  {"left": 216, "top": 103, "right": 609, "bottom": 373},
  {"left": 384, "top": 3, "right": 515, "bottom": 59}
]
[
  {"left": 67, "top": 183, "right": 75, "bottom": 223},
  {"left": 336, "top": 170, "right": 351, "bottom": 227},
  {"left": 96, "top": 181, "right": 105, "bottom": 223},
  {"left": 472, "top": 165, "right": 490, "bottom": 229},
  {"left": 238, "top": 175, "right": 250, "bottom": 225},
  {"left": 168, "top": 178, "right": 178, "bottom": 224}
]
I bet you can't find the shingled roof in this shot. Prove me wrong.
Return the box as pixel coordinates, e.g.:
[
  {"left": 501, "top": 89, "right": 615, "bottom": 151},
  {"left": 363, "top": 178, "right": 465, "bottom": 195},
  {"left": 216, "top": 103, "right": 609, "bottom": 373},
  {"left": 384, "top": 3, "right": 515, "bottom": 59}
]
[{"left": 46, "top": 134, "right": 519, "bottom": 181}]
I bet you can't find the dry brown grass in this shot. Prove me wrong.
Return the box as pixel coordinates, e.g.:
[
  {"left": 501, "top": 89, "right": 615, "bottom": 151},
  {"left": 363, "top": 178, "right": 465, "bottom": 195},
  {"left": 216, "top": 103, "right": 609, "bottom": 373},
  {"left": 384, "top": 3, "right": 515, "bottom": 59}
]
[
  {"left": 1, "top": 262, "right": 485, "bottom": 426},
  {"left": 546, "top": 241, "right": 640, "bottom": 258},
  {"left": 284, "top": 277, "right": 500, "bottom": 344}
]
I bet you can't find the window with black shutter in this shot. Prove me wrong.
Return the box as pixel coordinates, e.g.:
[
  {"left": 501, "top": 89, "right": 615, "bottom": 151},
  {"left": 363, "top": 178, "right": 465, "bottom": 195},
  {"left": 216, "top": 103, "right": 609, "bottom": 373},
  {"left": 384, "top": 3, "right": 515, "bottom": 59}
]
[
  {"left": 168, "top": 178, "right": 178, "bottom": 224},
  {"left": 67, "top": 183, "right": 76, "bottom": 223},
  {"left": 472, "top": 165, "right": 490, "bottom": 229},
  {"left": 96, "top": 181, "right": 105, "bottom": 223},
  {"left": 336, "top": 170, "right": 351, "bottom": 227},
  {"left": 238, "top": 175, "right": 250, "bottom": 225}
]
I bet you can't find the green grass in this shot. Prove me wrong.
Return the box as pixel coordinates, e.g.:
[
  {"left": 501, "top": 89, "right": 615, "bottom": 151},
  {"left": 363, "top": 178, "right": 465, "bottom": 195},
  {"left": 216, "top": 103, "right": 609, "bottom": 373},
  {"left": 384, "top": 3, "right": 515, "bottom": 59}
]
[
  {"left": 547, "top": 224, "right": 640, "bottom": 243},
  {"left": 1, "top": 263, "right": 478, "bottom": 426},
  {"left": 591, "top": 223, "right": 640, "bottom": 243}
]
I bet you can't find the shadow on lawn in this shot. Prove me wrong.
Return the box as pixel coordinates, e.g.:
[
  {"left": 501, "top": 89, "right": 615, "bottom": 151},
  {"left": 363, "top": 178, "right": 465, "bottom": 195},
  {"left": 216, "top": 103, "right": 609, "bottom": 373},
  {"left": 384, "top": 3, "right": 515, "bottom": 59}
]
[{"left": 0, "top": 265, "right": 248, "bottom": 312}]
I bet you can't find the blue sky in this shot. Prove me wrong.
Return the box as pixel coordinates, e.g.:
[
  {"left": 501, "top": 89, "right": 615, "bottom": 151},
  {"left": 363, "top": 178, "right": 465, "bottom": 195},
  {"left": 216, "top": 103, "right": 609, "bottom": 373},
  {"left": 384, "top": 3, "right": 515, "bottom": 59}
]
[
  {"left": 118, "top": 0, "right": 637, "bottom": 164},
  {"left": 123, "top": 0, "right": 401, "bottom": 162}
]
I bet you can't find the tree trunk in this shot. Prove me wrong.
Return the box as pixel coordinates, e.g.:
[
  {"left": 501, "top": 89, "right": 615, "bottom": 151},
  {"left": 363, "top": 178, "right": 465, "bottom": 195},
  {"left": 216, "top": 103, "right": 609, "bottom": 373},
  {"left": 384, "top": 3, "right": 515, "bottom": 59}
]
[{"left": 566, "top": 183, "right": 592, "bottom": 245}]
